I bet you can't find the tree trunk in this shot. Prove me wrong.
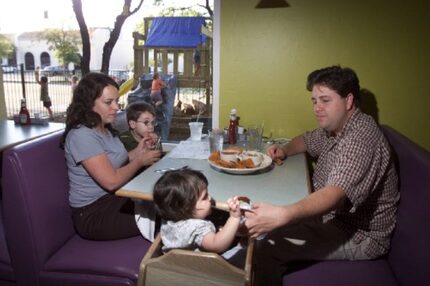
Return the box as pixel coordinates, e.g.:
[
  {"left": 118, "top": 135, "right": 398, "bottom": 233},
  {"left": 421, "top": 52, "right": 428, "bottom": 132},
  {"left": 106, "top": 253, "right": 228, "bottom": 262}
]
[
  {"left": 205, "top": 0, "right": 213, "bottom": 17},
  {"left": 100, "top": 14, "right": 127, "bottom": 74},
  {"left": 72, "top": 0, "right": 90, "bottom": 75},
  {"left": 101, "top": 0, "right": 145, "bottom": 74}
]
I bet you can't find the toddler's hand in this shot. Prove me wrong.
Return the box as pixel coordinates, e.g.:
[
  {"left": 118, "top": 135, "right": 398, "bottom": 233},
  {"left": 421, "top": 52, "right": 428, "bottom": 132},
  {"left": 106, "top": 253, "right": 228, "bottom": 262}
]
[{"left": 226, "top": 196, "right": 241, "bottom": 218}]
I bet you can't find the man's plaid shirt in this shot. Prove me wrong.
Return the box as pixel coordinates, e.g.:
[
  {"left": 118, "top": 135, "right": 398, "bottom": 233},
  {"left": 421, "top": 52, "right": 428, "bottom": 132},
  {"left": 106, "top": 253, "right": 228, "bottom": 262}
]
[{"left": 304, "top": 109, "right": 399, "bottom": 258}]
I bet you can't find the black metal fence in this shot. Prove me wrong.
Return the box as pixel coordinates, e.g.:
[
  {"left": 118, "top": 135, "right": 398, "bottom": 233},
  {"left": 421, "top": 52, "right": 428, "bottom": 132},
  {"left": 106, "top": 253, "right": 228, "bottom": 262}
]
[{"left": 2, "top": 67, "right": 130, "bottom": 120}]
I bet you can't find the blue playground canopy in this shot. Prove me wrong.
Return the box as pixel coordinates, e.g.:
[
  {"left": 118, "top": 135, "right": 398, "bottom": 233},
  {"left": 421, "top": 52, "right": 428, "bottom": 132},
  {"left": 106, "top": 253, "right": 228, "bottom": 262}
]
[{"left": 145, "top": 17, "right": 207, "bottom": 48}]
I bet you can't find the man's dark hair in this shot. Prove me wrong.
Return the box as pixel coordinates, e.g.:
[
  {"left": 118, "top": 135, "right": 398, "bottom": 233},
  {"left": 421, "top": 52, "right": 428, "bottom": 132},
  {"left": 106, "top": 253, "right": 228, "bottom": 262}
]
[
  {"left": 153, "top": 169, "right": 208, "bottom": 222},
  {"left": 306, "top": 65, "right": 360, "bottom": 107}
]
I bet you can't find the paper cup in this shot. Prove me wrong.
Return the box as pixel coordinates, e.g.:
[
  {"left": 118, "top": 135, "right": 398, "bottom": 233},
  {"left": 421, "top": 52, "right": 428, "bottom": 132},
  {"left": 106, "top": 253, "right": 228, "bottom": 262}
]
[{"left": 189, "top": 122, "right": 203, "bottom": 141}]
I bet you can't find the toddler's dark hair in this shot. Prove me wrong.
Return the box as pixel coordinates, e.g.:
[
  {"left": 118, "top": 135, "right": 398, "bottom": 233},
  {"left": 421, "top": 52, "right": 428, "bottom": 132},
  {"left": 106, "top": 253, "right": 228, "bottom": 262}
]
[{"left": 153, "top": 169, "right": 208, "bottom": 221}]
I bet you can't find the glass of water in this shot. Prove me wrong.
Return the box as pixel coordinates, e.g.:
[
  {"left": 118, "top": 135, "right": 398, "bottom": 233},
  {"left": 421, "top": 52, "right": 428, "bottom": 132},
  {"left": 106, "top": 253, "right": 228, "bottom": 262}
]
[
  {"left": 246, "top": 125, "right": 264, "bottom": 151},
  {"left": 208, "top": 128, "right": 224, "bottom": 153}
]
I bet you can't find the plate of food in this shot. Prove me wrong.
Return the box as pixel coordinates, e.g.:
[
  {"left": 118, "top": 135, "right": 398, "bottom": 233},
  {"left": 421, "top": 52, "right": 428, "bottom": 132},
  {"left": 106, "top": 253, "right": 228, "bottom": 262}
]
[{"left": 208, "top": 149, "right": 273, "bottom": 175}]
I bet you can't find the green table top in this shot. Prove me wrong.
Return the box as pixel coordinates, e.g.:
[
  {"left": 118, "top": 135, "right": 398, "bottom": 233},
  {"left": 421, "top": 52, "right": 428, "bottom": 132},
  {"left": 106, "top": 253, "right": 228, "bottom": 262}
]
[{"left": 117, "top": 144, "right": 311, "bottom": 210}]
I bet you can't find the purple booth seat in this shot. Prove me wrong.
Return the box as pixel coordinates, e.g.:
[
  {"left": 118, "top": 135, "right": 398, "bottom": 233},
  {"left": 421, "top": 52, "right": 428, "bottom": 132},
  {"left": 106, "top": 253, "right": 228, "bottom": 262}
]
[
  {"left": 2, "top": 131, "right": 152, "bottom": 286},
  {"left": 0, "top": 204, "right": 16, "bottom": 286},
  {"left": 282, "top": 125, "right": 430, "bottom": 286}
]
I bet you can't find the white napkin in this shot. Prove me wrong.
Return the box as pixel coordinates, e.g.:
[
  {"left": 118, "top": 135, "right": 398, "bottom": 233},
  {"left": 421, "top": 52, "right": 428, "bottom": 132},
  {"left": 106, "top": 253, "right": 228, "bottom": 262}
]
[
  {"left": 134, "top": 200, "right": 157, "bottom": 242},
  {"left": 167, "top": 140, "right": 210, "bottom": 159}
]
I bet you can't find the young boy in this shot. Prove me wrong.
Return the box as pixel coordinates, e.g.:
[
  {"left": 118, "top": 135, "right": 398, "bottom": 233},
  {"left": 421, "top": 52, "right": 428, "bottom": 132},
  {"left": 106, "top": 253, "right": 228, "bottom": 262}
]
[
  {"left": 119, "top": 102, "right": 160, "bottom": 151},
  {"left": 118, "top": 102, "right": 162, "bottom": 241}
]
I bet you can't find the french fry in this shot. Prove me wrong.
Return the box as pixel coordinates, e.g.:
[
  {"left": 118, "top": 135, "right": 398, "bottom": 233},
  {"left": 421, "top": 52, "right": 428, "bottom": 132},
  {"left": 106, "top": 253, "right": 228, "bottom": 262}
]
[
  {"left": 274, "top": 158, "right": 284, "bottom": 166},
  {"left": 208, "top": 152, "right": 256, "bottom": 169}
]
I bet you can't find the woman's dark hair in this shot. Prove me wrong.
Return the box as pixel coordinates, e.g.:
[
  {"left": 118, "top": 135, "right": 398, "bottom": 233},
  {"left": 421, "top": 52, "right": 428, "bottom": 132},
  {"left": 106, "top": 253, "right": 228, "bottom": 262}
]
[
  {"left": 126, "top": 101, "right": 156, "bottom": 122},
  {"left": 153, "top": 169, "right": 208, "bottom": 221},
  {"left": 61, "top": 72, "right": 119, "bottom": 145},
  {"left": 306, "top": 65, "right": 360, "bottom": 107}
]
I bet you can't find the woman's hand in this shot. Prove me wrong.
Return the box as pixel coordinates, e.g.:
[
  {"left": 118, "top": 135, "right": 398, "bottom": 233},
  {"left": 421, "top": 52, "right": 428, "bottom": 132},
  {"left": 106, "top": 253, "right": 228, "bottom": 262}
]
[
  {"left": 138, "top": 149, "right": 161, "bottom": 166},
  {"left": 129, "top": 138, "right": 161, "bottom": 166}
]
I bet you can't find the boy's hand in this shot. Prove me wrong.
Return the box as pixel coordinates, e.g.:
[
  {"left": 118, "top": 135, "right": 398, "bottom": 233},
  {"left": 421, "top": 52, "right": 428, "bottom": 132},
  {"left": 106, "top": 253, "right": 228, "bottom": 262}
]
[
  {"left": 142, "top": 133, "right": 160, "bottom": 150},
  {"left": 130, "top": 139, "right": 161, "bottom": 166}
]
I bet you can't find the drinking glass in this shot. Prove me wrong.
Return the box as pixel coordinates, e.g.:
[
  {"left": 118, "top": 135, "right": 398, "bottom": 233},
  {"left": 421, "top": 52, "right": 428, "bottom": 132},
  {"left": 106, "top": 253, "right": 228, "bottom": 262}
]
[
  {"left": 189, "top": 122, "right": 203, "bottom": 141},
  {"left": 208, "top": 128, "right": 224, "bottom": 153},
  {"left": 246, "top": 125, "right": 264, "bottom": 151}
]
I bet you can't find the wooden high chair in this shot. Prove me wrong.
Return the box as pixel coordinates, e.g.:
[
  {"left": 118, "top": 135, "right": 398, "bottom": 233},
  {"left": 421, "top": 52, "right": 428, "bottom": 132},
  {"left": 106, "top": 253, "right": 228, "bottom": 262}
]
[{"left": 138, "top": 233, "right": 255, "bottom": 286}]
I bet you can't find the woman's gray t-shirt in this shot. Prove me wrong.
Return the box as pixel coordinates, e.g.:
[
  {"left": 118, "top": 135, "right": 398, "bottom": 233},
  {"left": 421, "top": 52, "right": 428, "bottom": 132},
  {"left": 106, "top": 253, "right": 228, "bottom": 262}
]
[{"left": 65, "top": 126, "right": 128, "bottom": 208}]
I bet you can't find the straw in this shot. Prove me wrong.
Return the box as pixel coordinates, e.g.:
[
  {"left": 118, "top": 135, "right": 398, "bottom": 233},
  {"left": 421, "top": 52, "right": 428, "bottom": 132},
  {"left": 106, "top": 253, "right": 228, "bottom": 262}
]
[{"left": 196, "top": 110, "right": 203, "bottom": 122}]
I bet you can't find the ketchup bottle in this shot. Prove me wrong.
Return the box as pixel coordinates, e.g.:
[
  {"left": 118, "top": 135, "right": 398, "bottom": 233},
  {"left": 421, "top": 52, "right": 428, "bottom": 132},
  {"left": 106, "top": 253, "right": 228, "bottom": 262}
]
[
  {"left": 19, "top": 98, "right": 31, "bottom": 125},
  {"left": 228, "top": 108, "right": 237, "bottom": 145}
]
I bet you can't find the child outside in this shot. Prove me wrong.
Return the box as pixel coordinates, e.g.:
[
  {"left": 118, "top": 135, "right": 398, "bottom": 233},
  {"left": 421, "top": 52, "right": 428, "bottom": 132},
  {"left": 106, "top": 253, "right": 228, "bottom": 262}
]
[
  {"left": 150, "top": 73, "right": 166, "bottom": 107},
  {"left": 153, "top": 169, "right": 245, "bottom": 265},
  {"left": 119, "top": 102, "right": 160, "bottom": 152},
  {"left": 193, "top": 48, "right": 201, "bottom": 76},
  {"left": 70, "top": 75, "right": 79, "bottom": 94},
  {"left": 35, "top": 67, "right": 54, "bottom": 119}
]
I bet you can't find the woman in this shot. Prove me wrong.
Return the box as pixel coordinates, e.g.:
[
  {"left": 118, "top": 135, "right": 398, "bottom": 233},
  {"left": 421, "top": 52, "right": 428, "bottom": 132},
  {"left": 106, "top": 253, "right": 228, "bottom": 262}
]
[{"left": 62, "top": 72, "right": 161, "bottom": 240}]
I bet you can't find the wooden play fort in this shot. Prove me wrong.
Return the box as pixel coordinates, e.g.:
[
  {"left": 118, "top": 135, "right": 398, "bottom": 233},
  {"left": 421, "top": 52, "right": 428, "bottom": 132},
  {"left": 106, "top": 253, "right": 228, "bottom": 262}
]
[{"left": 132, "top": 16, "right": 212, "bottom": 111}]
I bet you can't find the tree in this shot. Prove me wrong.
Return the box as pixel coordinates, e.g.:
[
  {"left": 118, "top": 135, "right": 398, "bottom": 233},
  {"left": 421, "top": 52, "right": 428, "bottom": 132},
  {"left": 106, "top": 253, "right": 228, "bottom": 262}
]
[
  {"left": 153, "top": 0, "right": 213, "bottom": 17},
  {"left": 0, "top": 34, "right": 14, "bottom": 59},
  {"left": 72, "top": 0, "right": 91, "bottom": 75},
  {"left": 40, "top": 28, "right": 81, "bottom": 68},
  {"left": 72, "top": 0, "right": 144, "bottom": 75},
  {"left": 136, "top": 0, "right": 213, "bottom": 36}
]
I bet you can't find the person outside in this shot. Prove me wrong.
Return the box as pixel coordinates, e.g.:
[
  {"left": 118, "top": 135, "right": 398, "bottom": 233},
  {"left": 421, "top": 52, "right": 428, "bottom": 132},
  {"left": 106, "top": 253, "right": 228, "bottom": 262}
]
[
  {"left": 193, "top": 48, "right": 201, "bottom": 76},
  {"left": 153, "top": 169, "right": 244, "bottom": 264},
  {"left": 245, "top": 65, "right": 399, "bottom": 286},
  {"left": 150, "top": 73, "right": 166, "bottom": 107},
  {"left": 70, "top": 75, "right": 79, "bottom": 94},
  {"left": 35, "top": 67, "right": 53, "bottom": 119},
  {"left": 119, "top": 102, "right": 159, "bottom": 152},
  {"left": 62, "top": 72, "right": 161, "bottom": 241}
]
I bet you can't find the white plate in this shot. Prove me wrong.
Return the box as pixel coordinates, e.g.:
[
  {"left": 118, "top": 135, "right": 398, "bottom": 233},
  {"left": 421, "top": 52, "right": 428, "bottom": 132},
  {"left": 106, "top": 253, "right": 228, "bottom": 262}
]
[{"left": 208, "top": 153, "right": 273, "bottom": 175}]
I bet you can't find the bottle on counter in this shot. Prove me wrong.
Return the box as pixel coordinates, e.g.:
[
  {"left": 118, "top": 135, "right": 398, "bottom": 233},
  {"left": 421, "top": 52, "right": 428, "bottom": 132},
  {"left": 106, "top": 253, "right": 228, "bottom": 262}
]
[
  {"left": 228, "top": 108, "right": 237, "bottom": 145},
  {"left": 19, "top": 98, "right": 31, "bottom": 125}
]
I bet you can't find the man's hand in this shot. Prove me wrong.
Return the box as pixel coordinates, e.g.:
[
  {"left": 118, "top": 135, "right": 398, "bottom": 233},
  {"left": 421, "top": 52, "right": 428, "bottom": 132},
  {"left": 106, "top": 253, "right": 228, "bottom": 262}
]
[
  {"left": 266, "top": 144, "right": 287, "bottom": 160},
  {"left": 244, "top": 202, "right": 290, "bottom": 238}
]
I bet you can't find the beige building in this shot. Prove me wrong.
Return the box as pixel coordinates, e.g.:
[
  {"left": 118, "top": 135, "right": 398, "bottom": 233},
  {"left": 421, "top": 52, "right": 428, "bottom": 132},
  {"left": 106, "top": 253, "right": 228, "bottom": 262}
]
[{"left": 3, "top": 27, "right": 134, "bottom": 71}]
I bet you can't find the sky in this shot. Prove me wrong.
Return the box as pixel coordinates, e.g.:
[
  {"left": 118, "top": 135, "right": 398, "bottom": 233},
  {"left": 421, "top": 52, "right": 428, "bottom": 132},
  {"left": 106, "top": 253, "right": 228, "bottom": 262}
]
[{"left": 0, "top": 0, "right": 210, "bottom": 34}]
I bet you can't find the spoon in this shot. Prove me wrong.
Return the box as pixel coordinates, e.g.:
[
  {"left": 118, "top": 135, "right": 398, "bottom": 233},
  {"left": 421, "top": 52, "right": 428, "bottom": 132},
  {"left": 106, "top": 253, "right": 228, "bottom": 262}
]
[{"left": 153, "top": 165, "right": 189, "bottom": 173}]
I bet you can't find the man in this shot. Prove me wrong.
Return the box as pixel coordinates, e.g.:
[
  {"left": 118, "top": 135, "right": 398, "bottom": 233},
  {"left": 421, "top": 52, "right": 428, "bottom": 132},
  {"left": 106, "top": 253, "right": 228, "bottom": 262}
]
[{"left": 245, "top": 66, "right": 399, "bottom": 286}]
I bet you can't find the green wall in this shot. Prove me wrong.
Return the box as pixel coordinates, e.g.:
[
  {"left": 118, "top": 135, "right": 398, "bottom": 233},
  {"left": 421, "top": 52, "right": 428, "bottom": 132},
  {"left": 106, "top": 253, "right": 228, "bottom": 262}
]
[{"left": 219, "top": 0, "right": 430, "bottom": 151}]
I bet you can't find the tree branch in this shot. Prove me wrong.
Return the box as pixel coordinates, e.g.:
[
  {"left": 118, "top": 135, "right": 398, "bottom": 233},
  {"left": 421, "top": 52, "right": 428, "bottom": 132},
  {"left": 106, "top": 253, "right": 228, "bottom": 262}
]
[{"left": 71, "top": 0, "right": 91, "bottom": 75}]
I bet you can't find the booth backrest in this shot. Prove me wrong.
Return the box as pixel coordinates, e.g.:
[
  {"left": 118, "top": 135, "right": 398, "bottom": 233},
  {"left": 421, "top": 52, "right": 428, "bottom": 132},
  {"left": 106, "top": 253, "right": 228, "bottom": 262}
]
[
  {"left": 382, "top": 125, "right": 430, "bottom": 285},
  {"left": 2, "top": 130, "right": 74, "bottom": 283},
  {"left": 0, "top": 203, "right": 15, "bottom": 285}
]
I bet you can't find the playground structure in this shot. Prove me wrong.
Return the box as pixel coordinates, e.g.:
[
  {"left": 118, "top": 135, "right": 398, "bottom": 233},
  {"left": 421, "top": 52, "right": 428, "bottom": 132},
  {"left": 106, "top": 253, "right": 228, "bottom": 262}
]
[{"left": 132, "top": 17, "right": 212, "bottom": 115}]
